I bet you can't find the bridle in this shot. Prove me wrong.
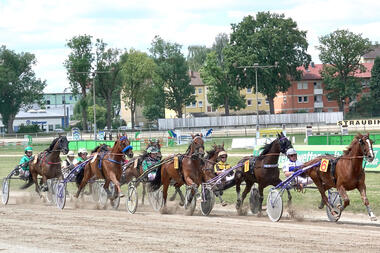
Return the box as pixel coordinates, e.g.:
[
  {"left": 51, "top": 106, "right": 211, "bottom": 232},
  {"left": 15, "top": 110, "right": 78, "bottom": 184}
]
[{"left": 189, "top": 136, "right": 205, "bottom": 160}]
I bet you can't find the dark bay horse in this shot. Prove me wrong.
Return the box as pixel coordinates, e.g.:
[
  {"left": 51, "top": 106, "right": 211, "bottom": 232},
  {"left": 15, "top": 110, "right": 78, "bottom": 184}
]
[
  {"left": 150, "top": 134, "right": 207, "bottom": 211},
  {"left": 75, "top": 134, "right": 134, "bottom": 199},
  {"left": 234, "top": 132, "right": 292, "bottom": 214},
  {"left": 123, "top": 139, "right": 162, "bottom": 204},
  {"left": 28, "top": 136, "right": 69, "bottom": 196},
  {"left": 303, "top": 133, "right": 377, "bottom": 221}
]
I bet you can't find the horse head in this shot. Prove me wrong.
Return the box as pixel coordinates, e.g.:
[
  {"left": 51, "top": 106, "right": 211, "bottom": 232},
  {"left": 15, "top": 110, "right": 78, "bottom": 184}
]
[
  {"left": 56, "top": 135, "right": 69, "bottom": 155},
  {"left": 118, "top": 134, "right": 134, "bottom": 159},
  {"left": 189, "top": 134, "right": 205, "bottom": 159},
  {"left": 357, "top": 133, "right": 374, "bottom": 163},
  {"left": 277, "top": 132, "right": 292, "bottom": 154},
  {"left": 202, "top": 143, "right": 225, "bottom": 180}
]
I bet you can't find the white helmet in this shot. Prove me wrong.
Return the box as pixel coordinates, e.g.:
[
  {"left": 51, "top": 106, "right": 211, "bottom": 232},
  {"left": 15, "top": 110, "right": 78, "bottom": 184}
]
[
  {"left": 78, "top": 148, "right": 88, "bottom": 155},
  {"left": 286, "top": 148, "right": 297, "bottom": 156},
  {"left": 67, "top": 151, "right": 75, "bottom": 157}
]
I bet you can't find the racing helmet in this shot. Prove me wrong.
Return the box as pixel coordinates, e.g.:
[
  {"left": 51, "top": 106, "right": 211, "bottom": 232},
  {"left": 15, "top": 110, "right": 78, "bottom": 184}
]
[
  {"left": 67, "top": 150, "right": 75, "bottom": 157},
  {"left": 147, "top": 146, "right": 159, "bottom": 154},
  {"left": 218, "top": 151, "right": 228, "bottom": 158},
  {"left": 24, "top": 146, "right": 33, "bottom": 153},
  {"left": 78, "top": 148, "right": 88, "bottom": 155},
  {"left": 286, "top": 148, "right": 297, "bottom": 156}
]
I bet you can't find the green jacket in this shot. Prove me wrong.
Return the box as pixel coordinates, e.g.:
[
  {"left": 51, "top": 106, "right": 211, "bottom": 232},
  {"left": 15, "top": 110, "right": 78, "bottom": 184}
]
[
  {"left": 142, "top": 158, "right": 160, "bottom": 172},
  {"left": 19, "top": 155, "right": 32, "bottom": 171}
]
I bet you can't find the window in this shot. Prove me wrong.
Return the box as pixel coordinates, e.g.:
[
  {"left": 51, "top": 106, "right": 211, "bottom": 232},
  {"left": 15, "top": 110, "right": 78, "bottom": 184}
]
[
  {"left": 49, "top": 125, "right": 53, "bottom": 131},
  {"left": 314, "top": 95, "right": 322, "bottom": 102},
  {"left": 247, "top": 99, "right": 252, "bottom": 106},
  {"left": 265, "top": 99, "right": 269, "bottom": 105},
  {"left": 303, "top": 96, "right": 308, "bottom": 103},
  {"left": 192, "top": 101, "right": 196, "bottom": 107},
  {"left": 283, "top": 96, "right": 287, "bottom": 104},
  {"left": 298, "top": 96, "right": 302, "bottom": 103},
  {"left": 207, "top": 106, "right": 212, "bottom": 112},
  {"left": 198, "top": 101, "right": 203, "bottom": 107},
  {"left": 69, "top": 96, "right": 72, "bottom": 101},
  {"left": 247, "top": 88, "right": 252, "bottom": 93},
  {"left": 198, "top": 88, "right": 202, "bottom": 94},
  {"left": 192, "top": 90, "right": 196, "bottom": 95},
  {"left": 314, "top": 82, "right": 322, "bottom": 89},
  {"left": 297, "top": 82, "right": 308, "bottom": 89},
  {"left": 46, "top": 100, "right": 50, "bottom": 105},
  {"left": 258, "top": 100, "right": 262, "bottom": 106}
]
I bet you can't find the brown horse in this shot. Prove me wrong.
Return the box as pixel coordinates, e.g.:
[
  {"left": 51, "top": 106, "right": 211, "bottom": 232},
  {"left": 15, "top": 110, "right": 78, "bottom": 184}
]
[
  {"left": 28, "top": 136, "right": 69, "bottom": 196},
  {"left": 234, "top": 132, "right": 293, "bottom": 214},
  {"left": 123, "top": 139, "right": 162, "bottom": 204},
  {"left": 150, "top": 134, "right": 207, "bottom": 211},
  {"left": 303, "top": 133, "right": 376, "bottom": 221},
  {"left": 75, "top": 134, "right": 134, "bottom": 199}
]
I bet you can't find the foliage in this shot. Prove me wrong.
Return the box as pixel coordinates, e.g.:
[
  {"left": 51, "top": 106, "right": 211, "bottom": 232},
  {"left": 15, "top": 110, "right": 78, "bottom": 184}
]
[
  {"left": 121, "top": 49, "right": 156, "bottom": 128},
  {"left": 63, "top": 34, "right": 94, "bottom": 131},
  {"left": 0, "top": 46, "right": 46, "bottom": 133},
  {"left": 142, "top": 82, "right": 166, "bottom": 122},
  {"left": 17, "top": 124, "right": 40, "bottom": 133},
  {"left": 228, "top": 12, "right": 311, "bottom": 114},
  {"left": 201, "top": 51, "right": 246, "bottom": 115},
  {"left": 94, "top": 39, "right": 122, "bottom": 130},
  {"left": 150, "top": 36, "right": 195, "bottom": 118},
  {"left": 370, "top": 57, "right": 380, "bottom": 103},
  {"left": 187, "top": 45, "right": 211, "bottom": 71},
  {"left": 317, "top": 29, "right": 372, "bottom": 111},
  {"left": 87, "top": 104, "right": 107, "bottom": 129}
]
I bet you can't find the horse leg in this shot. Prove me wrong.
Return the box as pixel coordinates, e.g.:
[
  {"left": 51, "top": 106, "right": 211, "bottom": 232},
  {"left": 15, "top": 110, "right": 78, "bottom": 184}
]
[
  {"left": 236, "top": 179, "right": 253, "bottom": 215},
  {"left": 142, "top": 182, "right": 146, "bottom": 205},
  {"left": 235, "top": 172, "right": 243, "bottom": 209},
  {"left": 31, "top": 171, "right": 41, "bottom": 197},
  {"left": 169, "top": 187, "right": 178, "bottom": 201},
  {"left": 175, "top": 186, "right": 185, "bottom": 206},
  {"left": 358, "top": 183, "right": 377, "bottom": 221},
  {"left": 108, "top": 173, "right": 123, "bottom": 199},
  {"left": 313, "top": 177, "right": 335, "bottom": 214},
  {"left": 337, "top": 185, "right": 349, "bottom": 210},
  {"left": 41, "top": 175, "right": 48, "bottom": 192},
  {"left": 75, "top": 167, "right": 92, "bottom": 198}
]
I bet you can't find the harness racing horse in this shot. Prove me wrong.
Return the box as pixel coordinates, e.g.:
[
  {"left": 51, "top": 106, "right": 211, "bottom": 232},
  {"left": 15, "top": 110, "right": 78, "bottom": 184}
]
[
  {"left": 28, "top": 136, "right": 69, "bottom": 196},
  {"left": 234, "top": 132, "right": 292, "bottom": 215},
  {"left": 150, "top": 134, "right": 207, "bottom": 214},
  {"left": 123, "top": 139, "right": 163, "bottom": 205},
  {"left": 75, "top": 134, "right": 134, "bottom": 200},
  {"left": 302, "top": 133, "right": 377, "bottom": 221}
]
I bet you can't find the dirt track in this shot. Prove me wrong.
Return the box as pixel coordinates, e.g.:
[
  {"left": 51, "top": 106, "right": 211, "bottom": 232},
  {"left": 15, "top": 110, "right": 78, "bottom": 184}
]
[{"left": 1, "top": 192, "right": 380, "bottom": 253}]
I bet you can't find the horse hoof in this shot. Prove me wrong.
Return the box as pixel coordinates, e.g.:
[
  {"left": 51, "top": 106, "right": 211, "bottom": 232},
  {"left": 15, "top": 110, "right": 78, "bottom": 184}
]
[
  {"left": 119, "top": 193, "right": 125, "bottom": 198},
  {"left": 371, "top": 216, "right": 377, "bottom": 221},
  {"left": 179, "top": 201, "right": 184, "bottom": 207}
]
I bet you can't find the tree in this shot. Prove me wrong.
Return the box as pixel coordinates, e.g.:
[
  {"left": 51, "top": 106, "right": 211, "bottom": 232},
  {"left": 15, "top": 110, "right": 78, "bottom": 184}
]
[
  {"left": 228, "top": 12, "right": 311, "bottom": 114},
  {"left": 187, "top": 45, "right": 211, "bottom": 71},
  {"left": 317, "top": 29, "right": 372, "bottom": 111},
  {"left": 94, "top": 39, "right": 122, "bottom": 130},
  {"left": 121, "top": 49, "right": 156, "bottom": 129},
  {"left": 212, "top": 33, "right": 229, "bottom": 66},
  {"left": 150, "top": 36, "right": 195, "bottom": 118},
  {"left": 201, "top": 51, "right": 246, "bottom": 115},
  {"left": 64, "top": 34, "right": 94, "bottom": 131},
  {"left": 0, "top": 46, "right": 46, "bottom": 133},
  {"left": 87, "top": 104, "right": 107, "bottom": 129},
  {"left": 369, "top": 56, "right": 380, "bottom": 116},
  {"left": 142, "top": 82, "right": 166, "bottom": 122}
]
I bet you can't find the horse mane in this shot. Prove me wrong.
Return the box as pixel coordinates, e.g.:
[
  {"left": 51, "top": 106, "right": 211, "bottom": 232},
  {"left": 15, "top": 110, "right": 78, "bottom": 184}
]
[
  {"left": 205, "top": 149, "right": 216, "bottom": 160},
  {"left": 258, "top": 140, "right": 275, "bottom": 157},
  {"left": 45, "top": 137, "right": 59, "bottom": 152},
  {"left": 343, "top": 133, "right": 362, "bottom": 155},
  {"left": 92, "top": 144, "right": 109, "bottom": 153}
]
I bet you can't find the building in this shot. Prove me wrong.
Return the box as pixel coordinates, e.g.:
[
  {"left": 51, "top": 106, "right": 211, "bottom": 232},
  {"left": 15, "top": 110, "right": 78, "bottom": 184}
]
[
  {"left": 273, "top": 62, "right": 373, "bottom": 113},
  {"left": 361, "top": 45, "right": 380, "bottom": 63},
  {"left": 178, "top": 71, "right": 270, "bottom": 118}
]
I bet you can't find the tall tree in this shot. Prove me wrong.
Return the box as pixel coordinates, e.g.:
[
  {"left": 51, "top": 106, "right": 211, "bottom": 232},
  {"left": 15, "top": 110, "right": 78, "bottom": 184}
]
[
  {"left": 201, "top": 51, "right": 246, "bottom": 115},
  {"left": 64, "top": 34, "right": 94, "bottom": 131},
  {"left": 150, "top": 36, "right": 195, "bottom": 118},
  {"left": 0, "top": 46, "right": 46, "bottom": 133},
  {"left": 317, "top": 29, "right": 372, "bottom": 111},
  {"left": 187, "top": 45, "right": 211, "bottom": 72},
  {"left": 94, "top": 39, "right": 122, "bottom": 130},
  {"left": 369, "top": 56, "right": 380, "bottom": 115},
  {"left": 228, "top": 12, "right": 311, "bottom": 114},
  {"left": 142, "top": 82, "right": 166, "bottom": 123},
  {"left": 121, "top": 49, "right": 156, "bottom": 129},
  {"left": 212, "top": 33, "right": 229, "bottom": 66}
]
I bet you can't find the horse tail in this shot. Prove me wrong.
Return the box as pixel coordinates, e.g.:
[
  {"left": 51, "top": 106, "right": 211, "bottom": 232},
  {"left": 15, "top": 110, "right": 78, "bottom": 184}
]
[
  {"left": 149, "top": 167, "right": 162, "bottom": 192},
  {"left": 75, "top": 168, "right": 84, "bottom": 186},
  {"left": 20, "top": 174, "right": 34, "bottom": 189}
]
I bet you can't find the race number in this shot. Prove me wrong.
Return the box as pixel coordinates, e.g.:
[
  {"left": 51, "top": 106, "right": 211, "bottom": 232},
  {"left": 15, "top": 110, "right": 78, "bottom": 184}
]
[
  {"left": 244, "top": 160, "right": 250, "bottom": 172},
  {"left": 320, "top": 159, "right": 329, "bottom": 172},
  {"left": 174, "top": 156, "right": 179, "bottom": 169}
]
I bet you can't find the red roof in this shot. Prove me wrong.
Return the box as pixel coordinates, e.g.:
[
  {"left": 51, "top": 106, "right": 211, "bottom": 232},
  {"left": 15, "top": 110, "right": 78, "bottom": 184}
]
[{"left": 297, "top": 62, "right": 373, "bottom": 80}]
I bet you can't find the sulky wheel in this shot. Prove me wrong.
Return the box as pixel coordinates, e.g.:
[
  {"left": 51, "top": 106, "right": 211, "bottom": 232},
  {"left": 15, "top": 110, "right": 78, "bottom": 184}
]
[
  {"left": 326, "top": 191, "right": 343, "bottom": 222},
  {"left": 266, "top": 189, "right": 283, "bottom": 222},
  {"left": 56, "top": 181, "right": 66, "bottom": 209},
  {"left": 249, "top": 186, "right": 260, "bottom": 214},
  {"left": 109, "top": 182, "right": 120, "bottom": 210},
  {"left": 148, "top": 187, "right": 164, "bottom": 212},
  {"left": 184, "top": 187, "right": 197, "bottom": 216},
  {"left": 2, "top": 178, "right": 10, "bottom": 205},
  {"left": 126, "top": 182, "right": 138, "bottom": 214},
  {"left": 200, "top": 187, "right": 215, "bottom": 216},
  {"left": 98, "top": 182, "right": 108, "bottom": 209}
]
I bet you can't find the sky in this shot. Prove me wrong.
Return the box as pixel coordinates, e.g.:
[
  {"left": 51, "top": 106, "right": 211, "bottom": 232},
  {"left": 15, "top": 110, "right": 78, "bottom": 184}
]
[{"left": 1, "top": 0, "right": 380, "bottom": 92}]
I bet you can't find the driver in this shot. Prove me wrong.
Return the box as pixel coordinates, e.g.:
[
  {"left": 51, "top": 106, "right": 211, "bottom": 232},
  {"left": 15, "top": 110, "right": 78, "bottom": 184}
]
[
  {"left": 213, "top": 151, "right": 231, "bottom": 206},
  {"left": 142, "top": 146, "right": 160, "bottom": 180},
  {"left": 17, "top": 146, "right": 34, "bottom": 179},
  {"left": 74, "top": 148, "right": 88, "bottom": 165},
  {"left": 282, "top": 148, "right": 313, "bottom": 189},
  {"left": 61, "top": 151, "right": 75, "bottom": 178}
]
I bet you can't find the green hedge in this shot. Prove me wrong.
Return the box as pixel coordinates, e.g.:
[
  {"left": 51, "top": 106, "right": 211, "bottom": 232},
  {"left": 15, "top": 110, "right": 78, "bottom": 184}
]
[
  {"left": 308, "top": 134, "right": 380, "bottom": 145},
  {"left": 68, "top": 140, "right": 141, "bottom": 151}
]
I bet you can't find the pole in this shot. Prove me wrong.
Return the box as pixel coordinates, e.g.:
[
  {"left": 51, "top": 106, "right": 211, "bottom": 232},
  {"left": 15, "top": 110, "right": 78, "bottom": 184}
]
[
  {"left": 255, "top": 67, "right": 259, "bottom": 128},
  {"left": 63, "top": 89, "right": 66, "bottom": 129},
  {"left": 93, "top": 74, "right": 97, "bottom": 140}
]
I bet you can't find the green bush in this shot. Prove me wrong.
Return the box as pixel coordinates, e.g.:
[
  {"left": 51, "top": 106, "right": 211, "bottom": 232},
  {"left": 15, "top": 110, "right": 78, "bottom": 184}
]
[{"left": 17, "top": 124, "right": 40, "bottom": 133}]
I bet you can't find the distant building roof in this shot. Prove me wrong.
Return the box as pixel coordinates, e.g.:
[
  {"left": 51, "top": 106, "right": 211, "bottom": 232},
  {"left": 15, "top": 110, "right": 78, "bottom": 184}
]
[
  {"left": 362, "top": 46, "right": 380, "bottom": 60},
  {"left": 189, "top": 71, "right": 204, "bottom": 86}
]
